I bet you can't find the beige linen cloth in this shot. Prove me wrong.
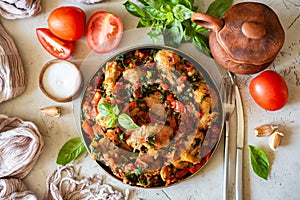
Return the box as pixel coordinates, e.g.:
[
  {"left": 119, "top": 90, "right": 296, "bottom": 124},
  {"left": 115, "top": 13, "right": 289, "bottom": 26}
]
[
  {"left": 0, "top": 21, "right": 26, "bottom": 103},
  {"left": 0, "top": 0, "right": 42, "bottom": 19},
  {"left": 0, "top": 115, "right": 43, "bottom": 199}
]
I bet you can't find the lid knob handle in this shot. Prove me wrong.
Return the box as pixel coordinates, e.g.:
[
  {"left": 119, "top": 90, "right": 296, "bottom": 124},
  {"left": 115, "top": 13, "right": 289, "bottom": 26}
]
[{"left": 241, "top": 21, "right": 266, "bottom": 39}]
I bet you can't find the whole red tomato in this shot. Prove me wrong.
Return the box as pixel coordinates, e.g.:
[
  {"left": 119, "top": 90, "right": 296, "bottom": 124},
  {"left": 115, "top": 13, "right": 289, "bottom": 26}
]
[
  {"left": 249, "top": 70, "right": 289, "bottom": 111},
  {"left": 86, "top": 11, "right": 123, "bottom": 53},
  {"left": 48, "top": 6, "right": 86, "bottom": 41}
]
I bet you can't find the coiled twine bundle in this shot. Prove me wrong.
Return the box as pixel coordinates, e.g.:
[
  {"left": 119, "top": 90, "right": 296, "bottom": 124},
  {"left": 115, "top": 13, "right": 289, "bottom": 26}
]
[
  {"left": 0, "top": 0, "right": 42, "bottom": 19},
  {"left": 0, "top": 115, "right": 44, "bottom": 179},
  {"left": 0, "top": 178, "right": 37, "bottom": 200},
  {"left": 44, "top": 165, "right": 129, "bottom": 200}
]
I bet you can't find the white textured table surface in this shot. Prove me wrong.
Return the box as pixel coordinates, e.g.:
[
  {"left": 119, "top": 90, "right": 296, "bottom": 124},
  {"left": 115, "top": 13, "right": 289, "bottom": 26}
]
[{"left": 0, "top": 0, "right": 299, "bottom": 199}]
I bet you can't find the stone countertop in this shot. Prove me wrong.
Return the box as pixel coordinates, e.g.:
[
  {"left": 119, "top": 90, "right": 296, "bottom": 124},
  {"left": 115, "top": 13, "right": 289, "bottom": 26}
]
[{"left": 0, "top": 0, "right": 299, "bottom": 199}]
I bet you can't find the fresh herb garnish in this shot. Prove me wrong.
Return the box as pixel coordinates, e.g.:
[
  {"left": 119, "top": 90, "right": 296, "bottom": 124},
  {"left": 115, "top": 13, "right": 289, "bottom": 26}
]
[
  {"left": 124, "top": 0, "right": 233, "bottom": 55},
  {"left": 119, "top": 132, "right": 125, "bottom": 140},
  {"left": 147, "top": 134, "right": 156, "bottom": 148},
  {"left": 56, "top": 137, "right": 86, "bottom": 165},
  {"left": 248, "top": 145, "right": 270, "bottom": 180},
  {"left": 118, "top": 114, "right": 140, "bottom": 130},
  {"left": 98, "top": 102, "right": 139, "bottom": 130}
]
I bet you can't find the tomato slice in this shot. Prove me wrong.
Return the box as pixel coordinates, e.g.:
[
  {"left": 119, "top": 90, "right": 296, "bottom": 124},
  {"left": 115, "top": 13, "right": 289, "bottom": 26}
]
[
  {"left": 86, "top": 11, "right": 123, "bottom": 53},
  {"left": 36, "top": 28, "right": 75, "bottom": 59}
]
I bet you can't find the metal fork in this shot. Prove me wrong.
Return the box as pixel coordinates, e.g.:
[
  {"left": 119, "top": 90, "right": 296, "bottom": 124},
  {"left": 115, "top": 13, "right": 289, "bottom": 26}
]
[{"left": 223, "top": 71, "right": 236, "bottom": 200}]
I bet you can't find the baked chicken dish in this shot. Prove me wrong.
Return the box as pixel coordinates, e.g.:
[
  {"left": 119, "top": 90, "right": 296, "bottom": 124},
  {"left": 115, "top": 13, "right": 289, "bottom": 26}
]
[{"left": 81, "top": 47, "right": 222, "bottom": 187}]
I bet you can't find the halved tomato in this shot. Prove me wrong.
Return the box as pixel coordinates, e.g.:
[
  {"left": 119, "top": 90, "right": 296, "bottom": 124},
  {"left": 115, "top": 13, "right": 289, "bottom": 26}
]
[
  {"left": 36, "top": 28, "right": 75, "bottom": 60},
  {"left": 86, "top": 11, "right": 123, "bottom": 53}
]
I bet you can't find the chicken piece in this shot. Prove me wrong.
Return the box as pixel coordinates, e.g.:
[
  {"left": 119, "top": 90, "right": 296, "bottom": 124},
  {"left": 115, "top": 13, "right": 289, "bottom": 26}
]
[
  {"left": 143, "top": 93, "right": 163, "bottom": 108},
  {"left": 122, "top": 66, "right": 145, "bottom": 87},
  {"left": 198, "top": 97, "right": 213, "bottom": 130},
  {"left": 154, "top": 50, "right": 181, "bottom": 68},
  {"left": 154, "top": 125, "right": 174, "bottom": 148},
  {"left": 126, "top": 125, "right": 157, "bottom": 151},
  {"left": 194, "top": 82, "right": 210, "bottom": 103},
  {"left": 103, "top": 61, "right": 122, "bottom": 95}
]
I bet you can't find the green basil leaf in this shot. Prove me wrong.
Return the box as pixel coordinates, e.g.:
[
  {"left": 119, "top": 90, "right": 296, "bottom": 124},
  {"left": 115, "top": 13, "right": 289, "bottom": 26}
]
[
  {"left": 191, "top": 22, "right": 208, "bottom": 33},
  {"left": 178, "top": 0, "right": 194, "bottom": 10},
  {"left": 137, "top": 18, "right": 152, "bottom": 27},
  {"left": 106, "top": 114, "right": 117, "bottom": 128},
  {"left": 206, "top": 0, "right": 233, "bottom": 18},
  {"left": 145, "top": 0, "right": 162, "bottom": 10},
  {"left": 163, "top": 19, "right": 184, "bottom": 47},
  {"left": 144, "top": 6, "right": 169, "bottom": 20},
  {"left": 192, "top": 33, "right": 211, "bottom": 56},
  {"left": 182, "top": 20, "right": 195, "bottom": 41},
  {"left": 118, "top": 114, "right": 139, "bottom": 130},
  {"left": 138, "top": 0, "right": 149, "bottom": 6},
  {"left": 147, "top": 27, "right": 164, "bottom": 44},
  {"left": 113, "top": 105, "right": 120, "bottom": 116},
  {"left": 173, "top": 4, "right": 194, "bottom": 22},
  {"left": 98, "top": 102, "right": 113, "bottom": 117},
  {"left": 56, "top": 138, "right": 86, "bottom": 165},
  {"left": 164, "top": 12, "right": 175, "bottom": 26},
  {"left": 119, "top": 132, "right": 125, "bottom": 141},
  {"left": 124, "top": 1, "right": 147, "bottom": 18},
  {"left": 248, "top": 145, "right": 270, "bottom": 180}
]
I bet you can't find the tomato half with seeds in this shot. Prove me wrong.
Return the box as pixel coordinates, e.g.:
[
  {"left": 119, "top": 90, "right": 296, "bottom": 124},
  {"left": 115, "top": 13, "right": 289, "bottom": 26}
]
[
  {"left": 36, "top": 28, "right": 75, "bottom": 59},
  {"left": 249, "top": 70, "right": 289, "bottom": 111},
  {"left": 86, "top": 11, "right": 123, "bottom": 53}
]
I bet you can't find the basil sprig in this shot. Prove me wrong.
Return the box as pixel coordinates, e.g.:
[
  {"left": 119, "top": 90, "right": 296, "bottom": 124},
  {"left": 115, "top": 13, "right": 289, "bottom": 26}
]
[
  {"left": 56, "top": 137, "right": 86, "bottom": 165},
  {"left": 98, "top": 102, "right": 139, "bottom": 130},
  {"left": 124, "top": 0, "right": 233, "bottom": 55},
  {"left": 248, "top": 145, "right": 270, "bottom": 180}
]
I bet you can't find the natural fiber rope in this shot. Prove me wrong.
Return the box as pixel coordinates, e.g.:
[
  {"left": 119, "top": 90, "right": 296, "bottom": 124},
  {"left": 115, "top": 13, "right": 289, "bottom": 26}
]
[
  {"left": 44, "top": 164, "right": 129, "bottom": 200},
  {"left": 0, "top": 115, "right": 43, "bottom": 199},
  {"left": 0, "top": 115, "right": 44, "bottom": 179},
  {"left": 0, "top": 178, "right": 37, "bottom": 200},
  {"left": 0, "top": 0, "right": 42, "bottom": 19}
]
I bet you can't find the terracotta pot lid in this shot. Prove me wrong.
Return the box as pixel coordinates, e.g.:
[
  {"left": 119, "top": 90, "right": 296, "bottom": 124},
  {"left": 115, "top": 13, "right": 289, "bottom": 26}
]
[{"left": 217, "top": 2, "right": 285, "bottom": 65}]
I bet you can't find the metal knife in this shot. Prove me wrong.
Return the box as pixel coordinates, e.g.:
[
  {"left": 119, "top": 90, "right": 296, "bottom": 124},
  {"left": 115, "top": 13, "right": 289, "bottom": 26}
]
[{"left": 232, "top": 74, "right": 245, "bottom": 200}]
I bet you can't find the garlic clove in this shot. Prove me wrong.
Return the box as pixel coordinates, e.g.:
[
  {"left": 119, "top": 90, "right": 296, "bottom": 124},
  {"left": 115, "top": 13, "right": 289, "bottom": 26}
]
[
  {"left": 269, "top": 131, "right": 284, "bottom": 151},
  {"left": 40, "top": 106, "right": 61, "bottom": 118},
  {"left": 254, "top": 124, "right": 279, "bottom": 137}
]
